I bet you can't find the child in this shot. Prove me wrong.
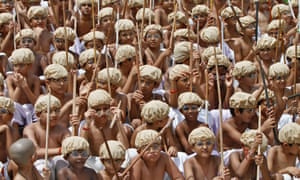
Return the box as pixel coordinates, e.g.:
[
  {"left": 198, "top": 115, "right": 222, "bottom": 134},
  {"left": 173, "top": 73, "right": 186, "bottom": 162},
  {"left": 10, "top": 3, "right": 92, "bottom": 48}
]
[
  {"left": 184, "top": 127, "right": 231, "bottom": 180},
  {"left": 128, "top": 65, "right": 163, "bottom": 126},
  {"left": 175, "top": 92, "right": 206, "bottom": 154},
  {"left": 23, "top": 94, "right": 71, "bottom": 160},
  {"left": 57, "top": 136, "right": 98, "bottom": 180},
  {"left": 130, "top": 129, "right": 184, "bottom": 180},
  {"left": 220, "top": 6, "right": 242, "bottom": 40},
  {"left": 231, "top": 15, "right": 256, "bottom": 62},
  {"left": 202, "top": 54, "right": 232, "bottom": 109},
  {"left": 115, "top": 44, "right": 137, "bottom": 93},
  {"left": 229, "top": 129, "right": 271, "bottom": 179},
  {"left": 80, "top": 89, "right": 129, "bottom": 171},
  {"left": 78, "top": 48, "right": 100, "bottom": 83},
  {"left": 267, "top": 122, "right": 300, "bottom": 179},
  {"left": 67, "top": 0, "right": 94, "bottom": 37},
  {"left": 130, "top": 100, "right": 177, "bottom": 157},
  {"left": 44, "top": 64, "right": 73, "bottom": 128},
  {"left": 232, "top": 60, "right": 262, "bottom": 98},
  {"left": 191, "top": 5, "right": 215, "bottom": 34},
  {"left": 221, "top": 92, "right": 258, "bottom": 151},
  {"left": 143, "top": 24, "right": 171, "bottom": 73},
  {"left": 285, "top": 45, "right": 300, "bottom": 85},
  {"left": 0, "top": 12, "right": 14, "bottom": 56},
  {"left": 97, "top": 7, "right": 114, "bottom": 43},
  {"left": 82, "top": 31, "right": 105, "bottom": 53},
  {"left": 254, "top": 36, "right": 277, "bottom": 78},
  {"left": 27, "top": 6, "right": 53, "bottom": 54},
  {"left": 153, "top": 0, "right": 171, "bottom": 27},
  {"left": 98, "top": 140, "right": 126, "bottom": 180},
  {"left": 9, "top": 138, "right": 49, "bottom": 180},
  {"left": 0, "top": 96, "right": 18, "bottom": 179},
  {"left": 268, "top": 63, "right": 292, "bottom": 122},
  {"left": 6, "top": 48, "right": 40, "bottom": 123}
]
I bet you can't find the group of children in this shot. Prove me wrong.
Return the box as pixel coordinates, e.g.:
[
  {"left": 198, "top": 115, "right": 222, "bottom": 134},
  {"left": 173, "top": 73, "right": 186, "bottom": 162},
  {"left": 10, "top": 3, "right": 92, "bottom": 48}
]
[{"left": 0, "top": 0, "right": 300, "bottom": 179}]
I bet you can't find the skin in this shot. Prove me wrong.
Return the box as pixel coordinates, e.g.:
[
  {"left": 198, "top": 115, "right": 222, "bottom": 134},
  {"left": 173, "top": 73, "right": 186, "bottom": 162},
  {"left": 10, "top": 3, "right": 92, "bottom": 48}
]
[
  {"left": 221, "top": 109, "right": 258, "bottom": 150},
  {"left": 23, "top": 108, "right": 71, "bottom": 159},
  {"left": 57, "top": 151, "right": 98, "bottom": 180},
  {"left": 267, "top": 144, "right": 300, "bottom": 177},
  {"left": 130, "top": 119, "right": 178, "bottom": 157},
  {"left": 130, "top": 148, "right": 184, "bottom": 180},
  {"left": 175, "top": 104, "right": 208, "bottom": 154},
  {"left": 6, "top": 64, "right": 40, "bottom": 105},
  {"left": 80, "top": 104, "right": 129, "bottom": 155},
  {"left": 184, "top": 140, "right": 228, "bottom": 180}
]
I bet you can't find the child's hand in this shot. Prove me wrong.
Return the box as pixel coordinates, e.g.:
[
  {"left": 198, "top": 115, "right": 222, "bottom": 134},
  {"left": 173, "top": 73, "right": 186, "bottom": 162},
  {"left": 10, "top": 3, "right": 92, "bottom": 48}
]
[
  {"left": 252, "top": 132, "right": 263, "bottom": 150},
  {"left": 225, "top": 71, "right": 233, "bottom": 88},
  {"left": 286, "top": 166, "right": 300, "bottom": 177},
  {"left": 84, "top": 109, "right": 96, "bottom": 125},
  {"left": 79, "top": 80, "right": 94, "bottom": 97},
  {"left": 0, "top": 125, "right": 8, "bottom": 133},
  {"left": 261, "top": 117, "right": 276, "bottom": 132},
  {"left": 69, "top": 114, "right": 80, "bottom": 127},
  {"left": 42, "top": 167, "right": 51, "bottom": 180},
  {"left": 254, "top": 154, "right": 264, "bottom": 166},
  {"left": 13, "top": 73, "right": 27, "bottom": 88},
  {"left": 214, "top": 167, "right": 231, "bottom": 180},
  {"left": 132, "top": 90, "right": 144, "bottom": 104},
  {"left": 167, "top": 146, "right": 178, "bottom": 157}
]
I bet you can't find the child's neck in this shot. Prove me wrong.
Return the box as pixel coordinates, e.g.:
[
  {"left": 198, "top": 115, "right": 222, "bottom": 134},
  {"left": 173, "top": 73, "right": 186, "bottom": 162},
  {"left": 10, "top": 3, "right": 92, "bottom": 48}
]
[
  {"left": 80, "top": 13, "right": 92, "bottom": 20},
  {"left": 18, "top": 165, "right": 35, "bottom": 179},
  {"left": 195, "top": 154, "right": 212, "bottom": 163},
  {"left": 69, "top": 165, "right": 85, "bottom": 173},
  {"left": 238, "top": 83, "right": 253, "bottom": 93}
]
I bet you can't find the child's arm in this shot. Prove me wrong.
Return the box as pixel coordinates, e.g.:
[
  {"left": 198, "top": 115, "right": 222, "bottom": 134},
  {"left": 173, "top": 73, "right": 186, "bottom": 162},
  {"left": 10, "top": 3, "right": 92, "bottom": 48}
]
[
  {"left": 175, "top": 123, "right": 192, "bottom": 154},
  {"left": 0, "top": 125, "right": 13, "bottom": 154},
  {"left": 222, "top": 122, "right": 243, "bottom": 146},
  {"left": 23, "top": 126, "right": 61, "bottom": 159},
  {"left": 120, "top": 66, "right": 138, "bottom": 94},
  {"left": 57, "top": 168, "right": 68, "bottom": 180},
  {"left": 229, "top": 151, "right": 253, "bottom": 178},
  {"left": 254, "top": 154, "right": 272, "bottom": 180},
  {"left": 0, "top": 22, "right": 14, "bottom": 53},
  {"left": 165, "top": 127, "right": 178, "bottom": 157},
  {"left": 266, "top": 146, "right": 277, "bottom": 174},
  {"left": 130, "top": 159, "right": 143, "bottom": 180},
  {"left": 21, "top": 75, "right": 40, "bottom": 104},
  {"left": 183, "top": 159, "right": 195, "bottom": 180},
  {"left": 165, "top": 154, "right": 184, "bottom": 180}
]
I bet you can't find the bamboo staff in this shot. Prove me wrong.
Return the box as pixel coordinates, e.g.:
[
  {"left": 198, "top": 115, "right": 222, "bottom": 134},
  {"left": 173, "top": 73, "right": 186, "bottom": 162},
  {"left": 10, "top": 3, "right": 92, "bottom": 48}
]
[
  {"left": 116, "top": 5, "right": 120, "bottom": 49},
  {"left": 100, "top": 128, "right": 121, "bottom": 180},
  {"left": 188, "top": 26, "right": 193, "bottom": 92},
  {"left": 120, "top": 118, "right": 173, "bottom": 177},
  {"left": 44, "top": 92, "right": 51, "bottom": 169},
  {"left": 122, "top": 0, "right": 129, "bottom": 18},
  {"left": 71, "top": 70, "right": 78, "bottom": 136},
  {"left": 214, "top": 47, "right": 224, "bottom": 176},
  {"left": 49, "top": 0, "right": 58, "bottom": 27},
  {"left": 62, "top": 2, "right": 69, "bottom": 68},
  {"left": 256, "top": 105, "right": 262, "bottom": 180},
  {"left": 168, "top": 2, "right": 178, "bottom": 50},
  {"left": 135, "top": 24, "right": 142, "bottom": 90},
  {"left": 110, "top": 101, "right": 122, "bottom": 128},
  {"left": 255, "top": 0, "right": 259, "bottom": 42}
]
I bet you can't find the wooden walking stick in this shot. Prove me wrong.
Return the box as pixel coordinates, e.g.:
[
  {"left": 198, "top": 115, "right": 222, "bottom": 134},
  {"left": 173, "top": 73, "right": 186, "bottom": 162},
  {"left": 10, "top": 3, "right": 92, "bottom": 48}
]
[
  {"left": 168, "top": 2, "right": 178, "bottom": 50},
  {"left": 62, "top": 2, "right": 69, "bottom": 68},
  {"left": 99, "top": 128, "right": 121, "bottom": 180},
  {"left": 188, "top": 26, "right": 193, "bottom": 92},
  {"left": 44, "top": 91, "right": 51, "bottom": 169},
  {"left": 71, "top": 70, "right": 78, "bottom": 136},
  {"left": 122, "top": 0, "right": 129, "bottom": 18},
  {"left": 214, "top": 47, "right": 224, "bottom": 176},
  {"left": 135, "top": 24, "right": 143, "bottom": 90},
  {"left": 120, "top": 118, "right": 173, "bottom": 177},
  {"left": 256, "top": 105, "right": 262, "bottom": 180}
]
